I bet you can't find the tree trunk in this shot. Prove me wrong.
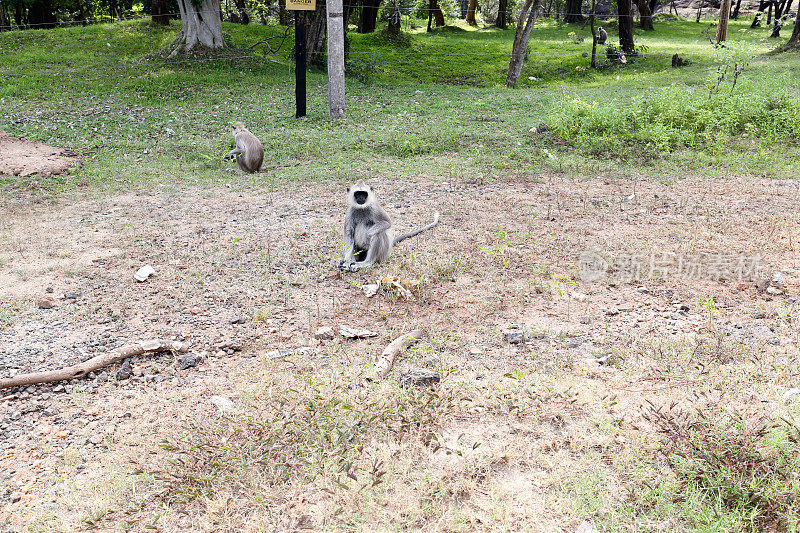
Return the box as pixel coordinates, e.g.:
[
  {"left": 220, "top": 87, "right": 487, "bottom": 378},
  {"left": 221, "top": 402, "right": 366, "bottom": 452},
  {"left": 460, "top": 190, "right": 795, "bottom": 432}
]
[
  {"left": 279, "top": 0, "right": 289, "bottom": 25},
  {"left": 648, "top": 0, "right": 658, "bottom": 12},
  {"left": 13, "top": 1, "right": 24, "bottom": 28},
  {"left": 787, "top": 2, "right": 800, "bottom": 44},
  {"left": 306, "top": 0, "right": 327, "bottom": 63},
  {"left": 696, "top": 0, "right": 703, "bottom": 22},
  {"left": 731, "top": 0, "right": 742, "bottom": 18},
  {"left": 466, "top": 0, "right": 478, "bottom": 23},
  {"left": 327, "top": 0, "right": 345, "bottom": 118},
  {"left": 387, "top": 6, "right": 401, "bottom": 34},
  {"left": 715, "top": 0, "right": 731, "bottom": 41},
  {"left": 427, "top": 0, "right": 445, "bottom": 30},
  {"left": 496, "top": 0, "right": 508, "bottom": 27},
  {"left": 564, "top": 0, "right": 583, "bottom": 22},
  {"left": 506, "top": 0, "right": 542, "bottom": 87},
  {"left": 771, "top": 0, "right": 792, "bottom": 36},
  {"left": 27, "top": 0, "right": 56, "bottom": 28},
  {"left": 233, "top": 0, "right": 250, "bottom": 23},
  {"left": 152, "top": 0, "right": 170, "bottom": 25},
  {"left": 358, "top": 0, "right": 381, "bottom": 32},
  {"left": 0, "top": 3, "right": 7, "bottom": 30},
  {"left": 590, "top": 0, "right": 597, "bottom": 67},
  {"left": 166, "top": 0, "right": 225, "bottom": 56},
  {"left": 637, "top": 0, "right": 653, "bottom": 29},
  {"left": 766, "top": 2, "right": 773, "bottom": 25},
  {"left": 618, "top": 0, "right": 635, "bottom": 52},
  {"left": 751, "top": 0, "right": 766, "bottom": 26}
]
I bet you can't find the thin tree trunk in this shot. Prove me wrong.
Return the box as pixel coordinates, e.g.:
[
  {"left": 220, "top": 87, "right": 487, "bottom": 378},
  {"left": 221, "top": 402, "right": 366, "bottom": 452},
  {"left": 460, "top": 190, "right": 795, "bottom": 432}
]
[
  {"left": 637, "top": 0, "right": 654, "bottom": 29},
  {"left": 496, "top": 0, "right": 508, "bottom": 27},
  {"left": 466, "top": 0, "right": 478, "bottom": 23},
  {"left": 167, "top": 0, "right": 225, "bottom": 56},
  {"left": 787, "top": 1, "right": 800, "bottom": 44},
  {"left": 696, "top": 0, "right": 703, "bottom": 22},
  {"left": 751, "top": 0, "right": 766, "bottom": 26},
  {"left": 767, "top": 2, "right": 773, "bottom": 25},
  {"left": 13, "top": 1, "right": 24, "bottom": 28},
  {"left": 716, "top": 0, "right": 731, "bottom": 41},
  {"left": 731, "top": 0, "right": 742, "bottom": 18},
  {"left": 233, "top": 0, "right": 250, "bottom": 23},
  {"left": 27, "top": 0, "right": 56, "bottom": 27},
  {"left": 771, "top": 0, "right": 792, "bottom": 35},
  {"left": 279, "top": 0, "right": 289, "bottom": 25},
  {"left": 618, "top": 0, "right": 635, "bottom": 52},
  {"left": 306, "top": 0, "right": 327, "bottom": 62},
  {"left": 506, "top": 0, "right": 542, "bottom": 87},
  {"left": 590, "top": 0, "right": 597, "bottom": 67}
]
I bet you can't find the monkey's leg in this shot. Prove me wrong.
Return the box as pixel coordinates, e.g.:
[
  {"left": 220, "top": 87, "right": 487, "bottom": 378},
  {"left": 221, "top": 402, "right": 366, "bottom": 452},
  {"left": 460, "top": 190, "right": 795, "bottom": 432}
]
[
  {"left": 348, "top": 235, "right": 387, "bottom": 272},
  {"left": 339, "top": 244, "right": 357, "bottom": 271}
]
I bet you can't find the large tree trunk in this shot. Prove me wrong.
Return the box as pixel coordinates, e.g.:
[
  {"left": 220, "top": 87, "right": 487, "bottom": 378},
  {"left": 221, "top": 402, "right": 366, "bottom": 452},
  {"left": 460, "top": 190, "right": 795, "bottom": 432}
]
[
  {"left": 27, "top": 0, "right": 56, "bottom": 28},
  {"left": 751, "top": 0, "right": 766, "bottom": 26},
  {"left": 0, "top": 3, "right": 7, "bottom": 30},
  {"left": 564, "top": 0, "right": 583, "bottom": 22},
  {"left": 715, "top": 0, "right": 731, "bottom": 41},
  {"left": 618, "top": 0, "right": 635, "bottom": 52},
  {"left": 774, "top": 0, "right": 795, "bottom": 36},
  {"left": 152, "top": 0, "right": 170, "bottom": 25},
  {"left": 466, "top": 0, "right": 478, "bottom": 23},
  {"left": 279, "top": 0, "right": 289, "bottom": 25},
  {"left": 787, "top": 2, "right": 800, "bottom": 44},
  {"left": 506, "top": 0, "right": 542, "bottom": 87},
  {"left": 637, "top": 0, "right": 653, "bottom": 29},
  {"left": 358, "top": 0, "right": 381, "bottom": 32},
  {"left": 496, "top": 0, "right": 508, "bottom": 27},
  {"left": 166, "top": 0, "right": 225, "bottom": 56},
  {"left": 306, "top": 0, "right": 327, "bottom": 63}
]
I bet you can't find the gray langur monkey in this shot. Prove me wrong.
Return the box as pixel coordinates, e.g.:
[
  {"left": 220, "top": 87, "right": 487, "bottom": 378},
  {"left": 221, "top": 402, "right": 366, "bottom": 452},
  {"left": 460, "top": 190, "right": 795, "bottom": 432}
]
[
  {"left": 338, "top": 181, "right": 440, "bottom": 272},
  {"left": 596, "top": 27, "right": 608, "bottom": 45},
  {"left": 228, "top": 122, "right": 264, "bottom": 173}
]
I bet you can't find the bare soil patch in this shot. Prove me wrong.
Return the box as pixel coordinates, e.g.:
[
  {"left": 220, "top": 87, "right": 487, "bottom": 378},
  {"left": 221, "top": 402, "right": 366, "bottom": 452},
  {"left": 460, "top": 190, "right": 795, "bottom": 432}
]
[
  {"left": 0, "top": 175, "right": 798, "bottom": 530},
  {"left": 0, "top": 131, "right": 77, "bottom": 177}
]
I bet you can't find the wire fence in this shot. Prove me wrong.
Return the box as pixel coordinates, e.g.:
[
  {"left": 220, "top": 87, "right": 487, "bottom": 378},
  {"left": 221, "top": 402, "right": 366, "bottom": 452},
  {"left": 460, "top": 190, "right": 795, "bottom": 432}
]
[{"left": 0, "top": 2, "right": 769, "bottom": 30}]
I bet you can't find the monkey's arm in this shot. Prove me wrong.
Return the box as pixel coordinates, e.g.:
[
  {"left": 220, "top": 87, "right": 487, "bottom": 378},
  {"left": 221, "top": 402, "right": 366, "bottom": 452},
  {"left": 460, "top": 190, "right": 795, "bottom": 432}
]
[
  {"left": 367, "top": 220, "right": 391, "bottom": 238},
  {"left": 339, "top": 212, "right": 357, "bottom": 270}
]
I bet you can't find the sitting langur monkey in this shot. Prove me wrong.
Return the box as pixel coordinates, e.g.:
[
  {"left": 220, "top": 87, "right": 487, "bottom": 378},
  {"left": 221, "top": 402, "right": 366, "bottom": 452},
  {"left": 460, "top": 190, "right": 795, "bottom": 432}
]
[
  {"left": 228, "top": 122, "right": 264, "bottom": 173},
  {"left": 339, "top": 181, "right": 440, "bottom": 272},
  {"left": 596, "top": 26, "right": 608, "bottom": 45}
]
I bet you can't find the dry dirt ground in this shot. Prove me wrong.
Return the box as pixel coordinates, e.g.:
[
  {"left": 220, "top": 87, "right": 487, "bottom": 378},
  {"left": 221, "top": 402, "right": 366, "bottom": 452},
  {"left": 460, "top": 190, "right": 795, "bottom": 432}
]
[
  {"left": 0, "top": 174, "right": 799, "bottom": 531},
  {"left": 0, "top": 132, "right": 77, "bottom": 177}
]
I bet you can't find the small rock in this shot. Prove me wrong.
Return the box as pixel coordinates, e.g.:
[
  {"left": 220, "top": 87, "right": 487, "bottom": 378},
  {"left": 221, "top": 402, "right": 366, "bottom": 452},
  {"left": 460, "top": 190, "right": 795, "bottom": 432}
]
[
  {"left": 89, "top": 434, "right": 103, "bottom": 445},
  {"left": 265, "top": 349, "right": 289, "bottom": 360},
  {"left": 575, "top": 521, "right": 600, "bottom": 533},
  {"left": 783, "top": 388, "right": 800, "bottom": 402},
  {"left": 53, "top": 385, "right": 65, "bottom": 393},
  {"left": 9, "top": 492, "right": 22, "bottom": 503},
  {"left": 362, "top": 283, "right": 380, "bottom": 297},
  {"left": 211, "top": 395, "right": 235, "bottom": 412},
  {"left": 469, "top": 346, "right": 483, "bottom": 356},
  {"left": 399, "top": 368, "right": 441, "bottom": 388},
  {"left": 116, "top": 359, "right": 132, "bottom": 381},
  {"left": 230, "top": 315, "right": 246, "bottom": 325},
  {"left": 177, "top": 353, "right": 198, "bottom": 370},
  {"left": 503, "top": 326, "right": 525, "bottom": 344},
  {"left": 134, "top": 265, "right": 156, "bottom": 282},
  {"left": 423, "top": 354, "right": 440, "bottom": 367},
  {"left": 340, "top": 326, "right": 378, "bottom": 339},
  {"left": 579, "top": 317, "right": 591, "bottom": 325},
  {"left": 603, "top": 307, "right": 620, "bottom": 316},
  {"left": 751, "top": 310, "right": 766, "bottom": 319},
  {"left": 45, "top": 286, "right": 54, "bottom": 293},
  {"left": 37, "top": 298, "right": 55, "bottom": 309},
  {"left": 62, "top": 291, "right": 82, "bottom": 302},
  {"left": 766, "top": 286, "right": 783, "bottom": 296},
  {"left": 637, "top": 286, "right": 650, "bottom": 294},
  {"left": 314, "top": 326, "right": 336, "bottom": 341}
]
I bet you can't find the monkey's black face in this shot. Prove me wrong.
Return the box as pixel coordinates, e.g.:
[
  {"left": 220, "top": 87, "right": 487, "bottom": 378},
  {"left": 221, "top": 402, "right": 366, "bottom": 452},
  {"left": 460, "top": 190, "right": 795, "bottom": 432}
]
[{"left": 354, "top": 191, "right": 369, "bottom": 205}]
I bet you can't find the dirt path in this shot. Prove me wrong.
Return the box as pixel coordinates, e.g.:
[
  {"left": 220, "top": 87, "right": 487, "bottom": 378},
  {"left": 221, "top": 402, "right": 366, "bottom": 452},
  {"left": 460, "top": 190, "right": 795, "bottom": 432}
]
[
  {"left": 0, "top": 131, "right": 77, "bottom": 177},
  {"left": 0, "top": 175, "right": 798, "bottom": 530}
]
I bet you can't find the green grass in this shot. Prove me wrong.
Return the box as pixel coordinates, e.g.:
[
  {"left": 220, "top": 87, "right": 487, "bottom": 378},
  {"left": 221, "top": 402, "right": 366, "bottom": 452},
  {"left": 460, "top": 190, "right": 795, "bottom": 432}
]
[{"left": 0, "top": 16, "right": 798, "bottom": 196}]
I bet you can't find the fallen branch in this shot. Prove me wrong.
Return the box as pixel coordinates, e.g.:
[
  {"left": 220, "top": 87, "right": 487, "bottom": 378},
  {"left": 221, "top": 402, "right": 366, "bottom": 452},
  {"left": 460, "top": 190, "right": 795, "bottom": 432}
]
[
  {"left": 0, "top": 339, "right": 188, "bottom": 389},
  {"left": 374, "top": 329, "right": 423, "bottom": 378}
]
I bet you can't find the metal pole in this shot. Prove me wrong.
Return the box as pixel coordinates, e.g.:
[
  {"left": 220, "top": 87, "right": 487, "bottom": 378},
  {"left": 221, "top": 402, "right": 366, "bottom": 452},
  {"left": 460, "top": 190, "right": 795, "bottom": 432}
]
[{"left": 295, "top": 11, "right": 307, "bottom": 118}]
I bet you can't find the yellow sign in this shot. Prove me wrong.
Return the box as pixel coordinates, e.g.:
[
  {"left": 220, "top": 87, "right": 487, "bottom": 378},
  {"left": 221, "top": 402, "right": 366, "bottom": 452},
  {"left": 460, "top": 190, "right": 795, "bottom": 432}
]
[{"left": 286, "top": 0, "right": 316, "bottom": 10}]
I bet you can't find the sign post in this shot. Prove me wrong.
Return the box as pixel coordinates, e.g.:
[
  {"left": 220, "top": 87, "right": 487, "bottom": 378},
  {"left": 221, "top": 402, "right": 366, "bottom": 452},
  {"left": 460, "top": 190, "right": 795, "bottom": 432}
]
[
  {"left": 326, "top": 0, "right": 345, "bottom": 118},
  {"left": 287, "top": 0, "right": 316, "bottom": 118}
]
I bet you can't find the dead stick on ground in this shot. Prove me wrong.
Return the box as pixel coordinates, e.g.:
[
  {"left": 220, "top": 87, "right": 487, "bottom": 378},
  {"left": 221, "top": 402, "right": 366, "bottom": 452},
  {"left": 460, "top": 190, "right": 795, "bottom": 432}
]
[
  {"left": 0, "top": 339, "right": 189, "bottom": 389},
  {"left": 375, "top": 329, "right": 423, "bottom": 378}
]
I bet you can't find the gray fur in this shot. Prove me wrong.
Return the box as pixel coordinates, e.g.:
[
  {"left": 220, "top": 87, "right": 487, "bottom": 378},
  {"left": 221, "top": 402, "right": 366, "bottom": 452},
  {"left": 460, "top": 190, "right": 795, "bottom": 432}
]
[
  {"left": 338, "top": 182, "right": 439, "bottom": 272},
  {"left": 229, "top": 122, "right": 263, "bottom": 173}
]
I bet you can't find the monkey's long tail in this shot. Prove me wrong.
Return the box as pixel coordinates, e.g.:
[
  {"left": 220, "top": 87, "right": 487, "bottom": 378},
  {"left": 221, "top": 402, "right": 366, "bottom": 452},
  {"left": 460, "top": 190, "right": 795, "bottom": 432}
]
[{"left": 393, "top": 212, "right": 440, "bottom": 246}]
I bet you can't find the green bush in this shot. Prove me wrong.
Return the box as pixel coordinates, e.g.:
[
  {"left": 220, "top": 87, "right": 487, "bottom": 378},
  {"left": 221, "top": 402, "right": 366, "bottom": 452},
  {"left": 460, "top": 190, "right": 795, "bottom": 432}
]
[{"left": 548, "top": 75, "right": 800, "bottom": 155}]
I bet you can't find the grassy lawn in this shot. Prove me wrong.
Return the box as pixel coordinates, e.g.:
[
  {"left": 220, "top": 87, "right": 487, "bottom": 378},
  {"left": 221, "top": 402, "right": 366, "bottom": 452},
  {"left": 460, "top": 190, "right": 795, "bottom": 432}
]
[{"left": 1, "top": 13, "right": 800, "bottom": 532}]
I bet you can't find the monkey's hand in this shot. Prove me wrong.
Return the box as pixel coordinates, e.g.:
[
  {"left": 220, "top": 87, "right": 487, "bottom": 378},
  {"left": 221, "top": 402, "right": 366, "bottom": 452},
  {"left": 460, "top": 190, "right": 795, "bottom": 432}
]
[{"left": 228, "top": 148, "right": 242, "bottom": 159}]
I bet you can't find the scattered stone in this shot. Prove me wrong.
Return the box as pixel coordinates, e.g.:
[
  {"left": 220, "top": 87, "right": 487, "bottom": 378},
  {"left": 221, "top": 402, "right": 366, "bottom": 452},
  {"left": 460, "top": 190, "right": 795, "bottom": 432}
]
[
  {"left": 53, "top": 385, "right": 65, "bottom": 393},
  {"left": 45, "top": 286, "right": 54, "bottom": 293},
  {"left": 399, "top": 368, "right": 441, "bottom": 388},
  {"left": 62, "top": 291, "right": 82, "bottom": 302},
  {"left": 265, "top": 349, "right": 290, "bottom": 360},
  {"left": 134, "top": 265, "right": 156, "bottom": 282},
  {"left": 314, "top": 326, "right": 336, "bottom": 341},
  {"left": 576, "top": 521, "right": 600, "bottom": 533},
  {"left": 230, "top": 315, "right": 246, "bottom": 324},
  {"left": 37, "top": 298, "right": 55, "bottom": 309},
  {"left": 340, "top": 326, "right": 378, "bottom": 339},
  {"left": 783, "top": 388, "right": 800, "bottom": 402},
  {"left": 766, "top": 286, "right": 783, "bottom": 296},
  {"left": 116, "top": 359, "right": 132, "bottom": 380},
  {"left": 362, "top": 283, "right": 380, "bottom": 298},
  {"left": 751, "top": 310, "right": 766, "bottom": 319},
  {"left": 9, "top": 492, "right": 22, "bottom": 503},
  {"left": 423, "top": 354, "right": 440, "bottom": 367},
  {"left": 637, "top": 286, "right": 650, "bottom": 294},
  {"left": 177, "top": 353, "right": 198, "bottom": 370},
  {"left": 211, "top": 395, "right": 235, "bottom": 412},
  {"left": 603, "top": 307, "right": 620, "bottom": 316},
  {"left": 579, "top": 317, "right": 591, "bottom": 325},
  {"left": 503, "top": 326, "right": 525, "bottom": 344},
  {"left": 529, "top": 123, "right": 549, "bottom": 134},
  {"left": 469, "top": 346, "right": 483, "bottom": 356}
]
